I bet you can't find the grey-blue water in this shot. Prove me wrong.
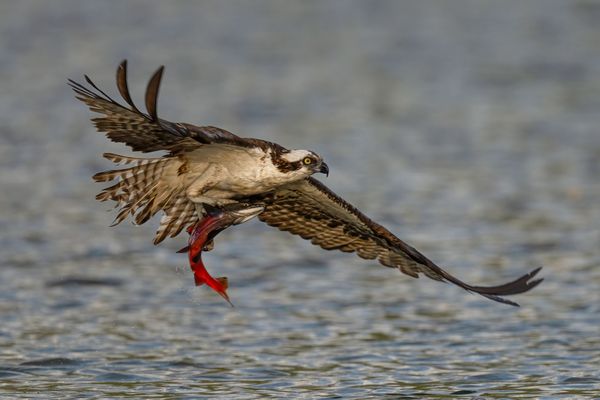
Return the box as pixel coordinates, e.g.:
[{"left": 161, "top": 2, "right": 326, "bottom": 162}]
[{"left": 1, "top": 1, "right": 599, "bottom": 398}]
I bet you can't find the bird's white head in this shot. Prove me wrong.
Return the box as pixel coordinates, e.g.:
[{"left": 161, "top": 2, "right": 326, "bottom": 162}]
[{"left": 275, "top": 149, "right": 329, "bottom": 177}]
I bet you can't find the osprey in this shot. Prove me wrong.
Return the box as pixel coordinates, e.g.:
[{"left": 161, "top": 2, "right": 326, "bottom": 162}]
[{"left": 70, "top": 61, "right": 542, "bottom": 306}]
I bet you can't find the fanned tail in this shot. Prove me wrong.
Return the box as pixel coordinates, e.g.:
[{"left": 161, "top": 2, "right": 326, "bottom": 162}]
[
  {"left": 154, "top": 200, "right": 198, "bottom": 244},
  {"left": 94, "top": 152, "right": 194, "bottom": 243}
]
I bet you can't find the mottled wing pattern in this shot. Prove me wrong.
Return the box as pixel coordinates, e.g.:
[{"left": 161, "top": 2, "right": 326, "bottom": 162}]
[
  {"left": 92, "top": 153, "right": 194, "bottom": 244},
  {"left": 69, "top": 60, "right": 272, "bottom": 154},
  {"left": 68, "top": 61, "right": 192, "bottom": 153},
  {"left": 154, "top": 197, "right": 199, "bottom": 245},
  {"left": 70, "top": 61, "right": 266, "bottom": 243},
  {"left": 253, "top": 178, "right": 543, "bottom": 306}
]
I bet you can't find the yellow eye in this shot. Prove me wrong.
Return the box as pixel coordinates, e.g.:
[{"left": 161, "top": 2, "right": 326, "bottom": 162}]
[{"left": 303, "top": 157, "right": 313, "bottom": 165}]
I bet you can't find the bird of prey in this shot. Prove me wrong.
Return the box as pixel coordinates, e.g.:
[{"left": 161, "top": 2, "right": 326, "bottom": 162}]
[{"left": 69, "top": 61, "right": 542, "bottom": 306}]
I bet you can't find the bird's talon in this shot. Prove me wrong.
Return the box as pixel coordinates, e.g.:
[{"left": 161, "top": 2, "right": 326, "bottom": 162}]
[
  {"left": 176, "top": 245, "right": 189, "bottom": 253},
  {"left": 202, "top": 239, "right": 215, "bottom": 252}
]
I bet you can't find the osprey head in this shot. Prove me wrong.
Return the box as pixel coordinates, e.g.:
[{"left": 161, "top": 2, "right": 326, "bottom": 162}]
[{"left": 278, "top": 149, "right": 329, "bottom": 177}]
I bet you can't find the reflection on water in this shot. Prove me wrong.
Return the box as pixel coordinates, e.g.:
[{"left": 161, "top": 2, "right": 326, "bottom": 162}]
[{"left": 1, "top": 1, "right": 600, "bottom": 398}]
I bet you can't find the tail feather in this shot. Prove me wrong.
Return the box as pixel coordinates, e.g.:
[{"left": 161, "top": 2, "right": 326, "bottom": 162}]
[
  {"left": 102, "top": 152, "right": 156, "bottom": 165},
  {"left": 110, "top": 181, "right": 161, "bottom": 226},
  {"left": 94, "top": 153, "right": 196, "bottom": 243},
  {"left": 154, "top": 200, "right": 198, "bottom": 244},
  {"left": 135, "top": 185, "right": 177, "bottom": 226},
  {"left": 93, "top": 155, "right": 164, "bottom": 183}
]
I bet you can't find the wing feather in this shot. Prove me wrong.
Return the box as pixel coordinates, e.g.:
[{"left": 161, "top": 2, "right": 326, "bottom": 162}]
[
  {"left": 253, "top": 178, "right": 543, "bottom": 306},
  {"left": 69, "top": 60, "right": 279, "bottom": 154},
  {"left": 71, "top": 61, "right": 286, "bottom": 245},
  {"left": 144, "top": 65, "right": 163, "bottom": 122},
  {"left": 116, "top": 60, "right": 142, "bottom": 114}
]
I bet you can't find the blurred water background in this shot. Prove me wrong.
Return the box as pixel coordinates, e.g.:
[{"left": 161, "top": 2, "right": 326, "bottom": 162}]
[{"left": 1, "top": 1, "right": 599, "bottom": 398}]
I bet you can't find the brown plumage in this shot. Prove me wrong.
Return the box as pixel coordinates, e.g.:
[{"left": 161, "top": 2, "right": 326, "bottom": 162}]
[
  {"left": 69, "top": 61, "right": 300, "bottom": 244},
  {"left": 70, "top": 61, "right": 543, "bottom": 306},
  {"left": 92, "top": 152, "right": 192, "bottom": 243},
  {"left": 246, "top": 179, "right": 542, "bottom": 305}
]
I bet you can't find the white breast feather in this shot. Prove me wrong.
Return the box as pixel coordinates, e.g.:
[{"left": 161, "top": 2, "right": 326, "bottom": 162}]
[{"left": 182, "top": 145, "right": 310, "bottom": 202}]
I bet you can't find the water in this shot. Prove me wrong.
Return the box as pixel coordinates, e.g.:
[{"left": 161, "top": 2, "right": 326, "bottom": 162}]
[{"left": 1, "top": 1, "right": 599, "bottom": 398}]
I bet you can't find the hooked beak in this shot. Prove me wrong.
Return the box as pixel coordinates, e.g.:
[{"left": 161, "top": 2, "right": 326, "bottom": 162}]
[{"left": 318, "top": 162, "right": 329, "bottom": 177}]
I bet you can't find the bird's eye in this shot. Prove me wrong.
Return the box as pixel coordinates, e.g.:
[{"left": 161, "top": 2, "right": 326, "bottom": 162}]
[{"left": 303, "top": 157, "right": 313, "bottom": 165}]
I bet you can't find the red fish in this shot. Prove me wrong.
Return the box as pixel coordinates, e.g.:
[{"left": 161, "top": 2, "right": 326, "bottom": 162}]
[
  {"left": 181, "top": 204, "right": 264, "bottom": 305},
  {"left": 186, "top": 214, "right": 232, "bottom": 305}
]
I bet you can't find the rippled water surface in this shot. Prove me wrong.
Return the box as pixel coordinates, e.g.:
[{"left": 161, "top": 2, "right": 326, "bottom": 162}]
[{"left": 1, "top": 1, "right": 600, "bottom": 398}]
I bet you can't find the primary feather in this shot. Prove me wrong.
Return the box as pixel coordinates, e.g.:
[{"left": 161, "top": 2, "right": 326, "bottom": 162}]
[{"left": 246, "top": 178, "right": 543, "bottom": 306}]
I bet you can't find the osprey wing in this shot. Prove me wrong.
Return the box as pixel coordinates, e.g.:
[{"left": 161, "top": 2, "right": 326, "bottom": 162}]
[
  {"left": 253, "top": 178, "right": 543, "bottom": 306},
  {"left": 69, "top": 60, "right": 254, "bottom": 154}
]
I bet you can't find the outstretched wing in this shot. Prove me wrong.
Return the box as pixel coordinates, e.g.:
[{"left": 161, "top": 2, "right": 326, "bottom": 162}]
[
  {"left": 251, "top": 178, "right": 543, "bottom": 306},
  {"left": 71, "top": 61, "right": 278, "bottom": 243},
  {"left": 69, "top": 60, "right": 263, "bottom": 154}
]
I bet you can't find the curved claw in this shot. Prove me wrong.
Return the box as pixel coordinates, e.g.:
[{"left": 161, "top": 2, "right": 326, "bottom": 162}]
[{"left": 202, "top": 239, "right": 215, "bottom": 252}]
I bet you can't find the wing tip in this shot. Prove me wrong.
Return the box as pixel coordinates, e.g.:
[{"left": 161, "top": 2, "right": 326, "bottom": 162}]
[
  {"left": 482, "top": 293, "right": 521, "bottom": 307},
  {"left": 467, "top": 266, "right": 544, "bottom": 306},
  {"left": 145, "top": 65, "right": 165, "bottom": 122},
  {"left": 116, "top": 59, "right": 143, "bottom": 114}
]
